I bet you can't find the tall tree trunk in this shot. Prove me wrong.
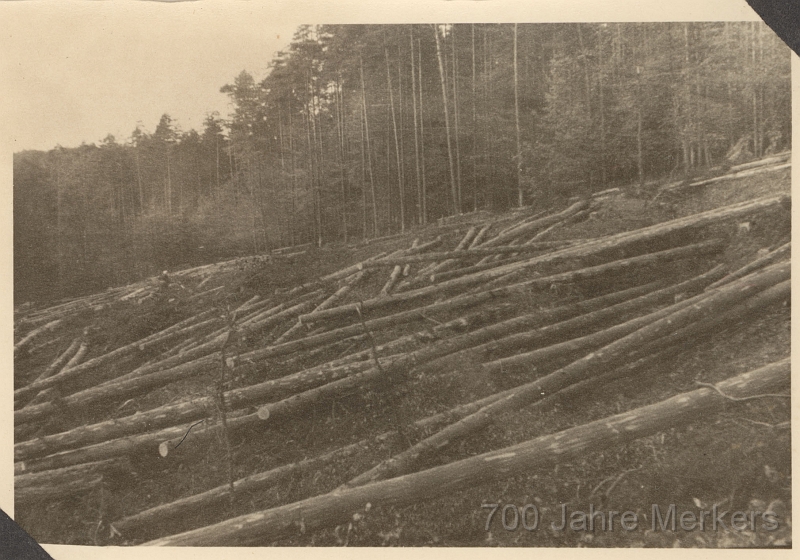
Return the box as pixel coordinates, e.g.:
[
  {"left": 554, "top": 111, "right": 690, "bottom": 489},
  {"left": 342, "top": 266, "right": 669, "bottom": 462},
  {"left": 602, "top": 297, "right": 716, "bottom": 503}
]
[
  {"left": 409, "top": 28, "right": 423, "bottom": 225},
  {"left": 385, "top": 38, "right": 405, "bottom": 232},
  {"left": 433, "top": 25, "right": 459, "bottom": 215},
  {"left": 288, "top": 108, "right": 298, "bottom": 246},
  {"left": 513, "top": 23, "right": 523, "bottom": 207},
  {"left": 418, "top": 38, "right": 427, "bottom": 224},
  {"left": 360, "top": 55, "right": 379, "bottom": 237},
  {"left": 451, "top": 25, "right": 462, "bottom": 211},
  {"left": 165, "top": 145, "right": 172, "bottom": 215},
  {"left": 597, "top": 25, "right": 607, "bottom": 185},
  {"left": 335, "top": 78, "right": 348, "bottom": 243},
  {"left": 304, "top": 100, "right": 316, "bottom": 245},
  {"left": 134, "top": 147, "right": 144, "bottom": 214},
  {"left": 471, "top": 24, "right": 478, "bottom": 211},
  {"left": 397, "top": 44, "right": 407, "bottom": 229},
  {"left": 359, "top": 98, "right": 368, "bottom": 239}
]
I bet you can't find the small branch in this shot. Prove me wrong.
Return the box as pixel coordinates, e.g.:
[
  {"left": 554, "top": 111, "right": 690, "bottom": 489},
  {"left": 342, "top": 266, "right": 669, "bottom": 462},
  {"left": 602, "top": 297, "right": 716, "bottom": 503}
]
[{"left": 695, "top": 381, "right": 790, "bottom": 402}]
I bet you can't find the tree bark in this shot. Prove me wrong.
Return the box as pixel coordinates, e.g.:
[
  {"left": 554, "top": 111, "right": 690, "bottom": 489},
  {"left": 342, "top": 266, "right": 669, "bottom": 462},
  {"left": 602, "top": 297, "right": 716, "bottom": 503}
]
[
  {"left": 705, "top": 242, "right": 789, "bottom": 290},
  {"left": 434, "top": 25, "right": 459, "bottom": 215},
  {"left": 464, "top": 264, "right": 725, "bottom": 366},
  {"left": 143, "top": 359, "right": 789, "bottom": 546},
  {"left": 16, "top": 457, "right": 130, "bottom": 505},
  {"left": 303, "top": 231, "right": 728, "bottom": 325},
  {"left": 345, "top": 261, "right": 788, "bottom": 486},
  {"left": 513, "top": 23, "right": 523, "bottom": 206},
  {"left": 15, "top": 319, "right": 64, "bottom": 356},
  {"left": 385, "top": 37, "right": 405, "bottom": 232}
]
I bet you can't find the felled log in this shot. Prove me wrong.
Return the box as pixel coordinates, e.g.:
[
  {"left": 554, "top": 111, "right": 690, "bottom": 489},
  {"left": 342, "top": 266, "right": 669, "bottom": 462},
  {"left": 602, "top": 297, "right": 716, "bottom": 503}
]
[
  {"left": 29, "top": 338, "right": 81, "bottom": 386},
  {"left": 304, "top": 238, "right": 725, "bottom": 325},
  {"left": 480, "top": 200, "right": 588, "bottom": 248},
  {"left": 422, "top": 226, "right": 478, "bottom": 276},
  {"left": 366, "top": 241, "right": 576, "bottom": 268},
  {"left": 22, "top": 340, "right": 91, "bottom": 408},
  {"left": 15, "top": 319, "right": 64, "bottom": 356},
  {"left": 111, "top": 386, "right": 515, "bottom": 539},
  {"left": 16, "top": 409, "right": 256, "bottom": 474},
  {"left": 469, "top": 224, "right": 492, "bottom": 248},
  {"left": 143, "top": 359, "right": 789, "bottom": 546},
  {"left": 15, "top": 338, "right": 83, "bottom": 410},
  {"left": 15, "top": 457, "right": 130, "bottom": 505},
  {"left": 398, "top": 225, "right": 495, "bottom": 292},
  {"left": 687, "top": 162, "right": 791, "bottom": 189},
  {"left": 321, "top": 237, "right": 443, "bottom": 284},
  {"left": 106, "top": 291, "right": 326, "bottom": 386},
  {"left": 274, "top": 272, "right": 367, "bottom": 345},
  {"left": 16, "top": 310, "right": 485, "bottom": 462},
  {"left": 483, "top": 272, "right": 783, "bottom": 379},
  {"left": 346, "top": 261, "right": 788, "bottom": 486},
  {"left": 251, "top": 270, "right": 702, "bottom": 428},
  {"left": 705, "top": 242, "right": 790, "bottom": 290},
  {"left": 15, "top": 310, "right": 219, "bottom": 401},
  {"left": 463, "top": 264, "right": 725, "bottom": 367},
  {"left": 300, "top": 195, "right": 785, "bottom": 325}
]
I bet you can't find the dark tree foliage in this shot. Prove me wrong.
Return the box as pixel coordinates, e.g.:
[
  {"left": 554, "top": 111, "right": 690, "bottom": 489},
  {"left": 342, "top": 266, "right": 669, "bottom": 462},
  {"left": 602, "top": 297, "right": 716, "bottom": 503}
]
[{"left": 13, "top": 23, "right": 790, "bottom": 302}]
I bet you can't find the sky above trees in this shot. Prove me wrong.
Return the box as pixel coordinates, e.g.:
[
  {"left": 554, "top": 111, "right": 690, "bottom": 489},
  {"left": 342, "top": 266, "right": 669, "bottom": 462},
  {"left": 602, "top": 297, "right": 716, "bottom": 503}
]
[{"left": 1, "top": 0, "right": 764, "bottom": 151}]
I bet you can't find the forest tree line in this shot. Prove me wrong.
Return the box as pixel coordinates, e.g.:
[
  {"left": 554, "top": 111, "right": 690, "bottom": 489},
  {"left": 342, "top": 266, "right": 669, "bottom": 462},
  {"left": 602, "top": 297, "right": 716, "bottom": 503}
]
[{"left": 14, "top": 22, "right": 790, "bottom": 302}]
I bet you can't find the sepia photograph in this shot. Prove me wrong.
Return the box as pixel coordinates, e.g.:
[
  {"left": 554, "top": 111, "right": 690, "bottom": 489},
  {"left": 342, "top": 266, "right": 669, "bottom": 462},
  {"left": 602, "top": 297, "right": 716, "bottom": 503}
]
[{"left": 5, "top": 0, "right": 793, "bottom": 552}]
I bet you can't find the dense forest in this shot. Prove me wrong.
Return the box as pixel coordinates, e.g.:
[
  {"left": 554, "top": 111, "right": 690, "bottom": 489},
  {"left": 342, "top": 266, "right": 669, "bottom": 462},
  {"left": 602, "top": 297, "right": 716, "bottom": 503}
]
[{"left": 14, "top": 22, "right": 791, "bottom": 302}]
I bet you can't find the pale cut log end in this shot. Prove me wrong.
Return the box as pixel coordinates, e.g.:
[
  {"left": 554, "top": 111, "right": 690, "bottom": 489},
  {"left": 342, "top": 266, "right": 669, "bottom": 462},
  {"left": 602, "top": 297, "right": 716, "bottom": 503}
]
[
  {"left": 257, "top": 407, "right": 270, "bottom": 421},
  {"left": 158, "top": 442, "right": 170, "bottom": 458}
]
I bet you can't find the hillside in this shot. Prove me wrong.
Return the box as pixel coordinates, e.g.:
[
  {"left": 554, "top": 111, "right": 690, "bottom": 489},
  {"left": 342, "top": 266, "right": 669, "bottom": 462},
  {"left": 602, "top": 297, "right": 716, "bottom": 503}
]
[{"left": 13, "top": 156, "right": 791, "bottom": 547}]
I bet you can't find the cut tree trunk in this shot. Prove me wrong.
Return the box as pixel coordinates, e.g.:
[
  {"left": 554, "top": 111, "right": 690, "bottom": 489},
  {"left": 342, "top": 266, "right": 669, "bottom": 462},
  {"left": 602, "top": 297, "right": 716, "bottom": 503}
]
[
  {"left": 298, "top": 195, "right": 785, "bottom": 325},
  {"left": 15, "top": 309, "right": 220, "bottom": 401},
  {"left": 365, "top": 241, "right": 576, "bottom": 268},
  {"left": 15, "top": 319, "right": 64, "bottom": 356},
  {"left": 143, "top": 358, "right": 789, "bottom": 546},
  {"left": 15, "top": 457, "right": 130, "bottom": 505},
  {"left": 15, "top": 313, "right": 485, "bottom": 463},
  {"left": 463, "top": 264, "right": 726, "bottom": 366},
  {"left": 303, "top": 238, "right": 725, "bottom": 325},
  {"left": 112, "top": 385, "right": 518, "bottom": 539},
  {"left": 344, "top": 260, "right": 788, "bottom": 486},
  {"left": 705, "top": 241, "right": 789, "bottom": 290}
]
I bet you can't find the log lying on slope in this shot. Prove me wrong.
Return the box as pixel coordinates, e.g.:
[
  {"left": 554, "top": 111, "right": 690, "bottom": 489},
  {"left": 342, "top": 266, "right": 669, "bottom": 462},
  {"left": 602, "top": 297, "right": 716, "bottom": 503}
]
[
  {"left": 112, "top": 385, "right": 519, "bottom": 539},
  {"left": 320, "top": 236, "right": 443, "bottom": 283},
  {"left": 16, "top": 457, "right": 130, "bottom": 505},
  {"left": 274, "top": 271, "right": 368, "bottom": 344},
  {"left": 480, "top": 200, "right": 589, "bottom": 248},
  {"left": 16, "top": 409, "right": 257, "bottom": 474},
  {"left": 302, "top": 195, "right": 786, "bottom": 325},
  {"left": 364, "top": 241, "right": 577, "bottom": 268},
  {"left": 142, "top": 358, "right": 789, "bottom": 546},
  {"left": 29, "top": 338, "right": 81, "bottom": 386},
  {"left": 12, "top": 242, "right": 722, "bottom": 429},
  {"left": 14, "top": 312, "right": 486, "bottom": 463},
  {"left": 115, "top": 344, "right": 673, "bottom": 539},
  {"left": 15, "top": 309, "right": 220, "bottom": 401},
  {"left": 344, "top": 260, "right": 788, "bottom": 486},
  {"left": 459, "top": 264, "right": 726, "bottom": 367},
  {"left": 83, "top": 282, "right": 669, "bottom": 462},
  {"left": 15, "top": 319, "right": 64, "bottom": 356},
  {"left": 412, "top": 226, "right": 477, "bottom": 281},
  {"left": 128, "top": 348, "right": 679, "bottom": 539},
  {"left": 302, "top": 238, "right": 725, "bottom": 325},
  {"left": 482, "top": 273, "right": 788, "bottom": 380},
  {"left": 705, "top": 241, "right": 790, "bottom": 290},
  {"left": 380, "top": 239, "right": 419, "bottom": 296}
]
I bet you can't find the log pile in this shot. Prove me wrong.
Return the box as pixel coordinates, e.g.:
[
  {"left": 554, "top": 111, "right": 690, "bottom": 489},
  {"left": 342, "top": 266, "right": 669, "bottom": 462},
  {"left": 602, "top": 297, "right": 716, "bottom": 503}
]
[{"left": 13, "top": 190, "right": 791, "bottom": 546}]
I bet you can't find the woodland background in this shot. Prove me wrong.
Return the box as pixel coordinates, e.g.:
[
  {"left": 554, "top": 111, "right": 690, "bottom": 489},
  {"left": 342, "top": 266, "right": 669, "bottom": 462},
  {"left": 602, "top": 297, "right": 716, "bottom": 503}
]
[{"left": 13, "top": 22, "right": 791, "bottom": 302}]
